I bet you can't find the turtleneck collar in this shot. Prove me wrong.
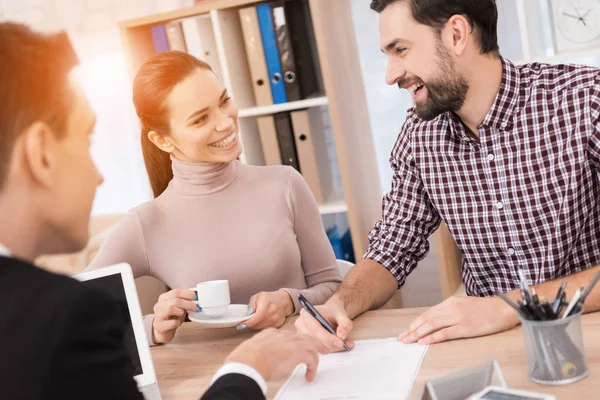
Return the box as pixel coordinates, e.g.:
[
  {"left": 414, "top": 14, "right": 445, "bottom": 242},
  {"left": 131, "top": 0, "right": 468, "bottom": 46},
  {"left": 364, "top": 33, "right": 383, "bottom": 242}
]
[{"left": 169, "top": 155, "right": 239, "bottom": 196}]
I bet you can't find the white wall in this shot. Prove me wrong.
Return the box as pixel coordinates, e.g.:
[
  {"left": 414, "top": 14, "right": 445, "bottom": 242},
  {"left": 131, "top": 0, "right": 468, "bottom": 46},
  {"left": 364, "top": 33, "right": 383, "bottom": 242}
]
[
  {"left": 349, "top": 0, "right": 409, "bottom": 193},
  {"left": 0, "top": 0, "right": 186, "bottom": 216}
]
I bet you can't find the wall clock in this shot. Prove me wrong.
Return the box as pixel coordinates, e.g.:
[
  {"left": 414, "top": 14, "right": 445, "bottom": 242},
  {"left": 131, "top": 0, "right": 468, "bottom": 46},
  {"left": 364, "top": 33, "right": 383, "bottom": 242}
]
[{"left": 548, "top": 0, "right": 600, "bottom": 53}]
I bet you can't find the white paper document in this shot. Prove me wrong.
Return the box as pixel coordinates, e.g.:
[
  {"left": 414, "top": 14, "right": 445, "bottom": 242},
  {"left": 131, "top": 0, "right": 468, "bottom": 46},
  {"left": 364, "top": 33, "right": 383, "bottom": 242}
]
[{"left": 274, "top": 338, "right": 428, "bottom": 400}]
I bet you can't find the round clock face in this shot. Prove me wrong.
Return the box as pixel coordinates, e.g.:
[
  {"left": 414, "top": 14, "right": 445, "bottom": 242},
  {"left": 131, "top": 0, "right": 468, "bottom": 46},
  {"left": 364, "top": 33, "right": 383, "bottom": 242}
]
[{"left": 558, "top": 0, "right": 600, "bottom": 43}]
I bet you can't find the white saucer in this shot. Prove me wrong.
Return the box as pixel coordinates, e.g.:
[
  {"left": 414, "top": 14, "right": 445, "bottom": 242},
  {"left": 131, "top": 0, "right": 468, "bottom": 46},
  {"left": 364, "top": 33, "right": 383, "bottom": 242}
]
[{"left": 188, "top": 304, "right": 251, "bottom": 328}]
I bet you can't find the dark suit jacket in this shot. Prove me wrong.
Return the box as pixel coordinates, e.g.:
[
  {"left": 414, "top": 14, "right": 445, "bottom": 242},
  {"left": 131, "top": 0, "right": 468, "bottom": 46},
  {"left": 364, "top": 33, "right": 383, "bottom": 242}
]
[{"left": 0, "top": 256, "right": 264, "bottom": 400}]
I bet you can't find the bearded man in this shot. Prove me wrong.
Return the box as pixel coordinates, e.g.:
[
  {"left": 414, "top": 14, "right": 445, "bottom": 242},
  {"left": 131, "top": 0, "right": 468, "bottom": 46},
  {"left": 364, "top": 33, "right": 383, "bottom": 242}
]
[{"left": 296, "top": 0, "right": 600, "bottom": 349}]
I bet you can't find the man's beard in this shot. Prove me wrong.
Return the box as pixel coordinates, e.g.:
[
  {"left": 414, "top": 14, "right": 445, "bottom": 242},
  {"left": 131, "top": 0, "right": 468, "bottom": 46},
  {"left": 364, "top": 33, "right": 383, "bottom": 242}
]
[{"left": 411, "top": 42, "right": 469, "bottom": 121}]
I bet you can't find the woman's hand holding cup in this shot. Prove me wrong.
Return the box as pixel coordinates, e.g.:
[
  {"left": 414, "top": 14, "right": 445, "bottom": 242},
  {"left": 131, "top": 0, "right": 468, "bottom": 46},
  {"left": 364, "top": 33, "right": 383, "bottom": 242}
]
[{"left": 152, "top": 288, "right": 197, "bottom": 344}]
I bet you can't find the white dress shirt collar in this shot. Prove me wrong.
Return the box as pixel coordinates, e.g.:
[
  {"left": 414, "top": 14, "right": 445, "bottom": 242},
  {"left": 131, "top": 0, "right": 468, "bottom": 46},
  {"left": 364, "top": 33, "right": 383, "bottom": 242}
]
[
  {"left": 211, "top": 362, "right": 267, "bottom": 395},
  {"left": 0, "top": 243, "right": 11, "bottom": 257}
]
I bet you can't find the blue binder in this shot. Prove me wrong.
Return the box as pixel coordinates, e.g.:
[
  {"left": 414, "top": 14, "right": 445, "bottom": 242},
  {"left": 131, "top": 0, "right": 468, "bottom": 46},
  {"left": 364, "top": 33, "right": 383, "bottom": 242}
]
[
  {"left": 327, "top": 226, "right": 344, "bottom": 260},
  {"left": 150, "top": 25, "right": 169, "bottom": 53},
  {"left": 256, "top": 4, "right": 288, "bottom": 104}
]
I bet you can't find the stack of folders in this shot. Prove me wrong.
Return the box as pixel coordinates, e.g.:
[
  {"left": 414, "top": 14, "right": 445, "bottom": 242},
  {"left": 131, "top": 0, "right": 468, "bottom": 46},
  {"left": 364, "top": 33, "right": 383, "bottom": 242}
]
[
  {"left": 150, "top": 15, "right": 224, "bottom": 80},
  {"left": 150, "top": 0, "right": 323, "bottom": 105},
  {"left": 239, "top": 0, "right": 323, "bottom": 105},
  {"left": 243, "top": 0, "right": 329, "bottom": 205},
  {"left": 258, "top": 108, "right": 332, "bottom": 205}
]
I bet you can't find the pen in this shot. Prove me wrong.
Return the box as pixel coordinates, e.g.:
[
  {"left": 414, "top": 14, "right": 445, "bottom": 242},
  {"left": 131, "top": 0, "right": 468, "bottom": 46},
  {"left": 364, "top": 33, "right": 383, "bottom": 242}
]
[
  {"left": 516, "top": 277, "right": 528, "bottom": 305},
  {"left": 496, "top": 291, "right": 527, "bottom": 317},
  {"left": 527, "top": 302, "right": 546, "bottom": 321},
  {"left": 541, "top": 302, "right": 556, "bottom": 320},
  {"left": 516, "top": 300, "right": 534, "bottom": 320},
  {"left": 562, "top": 288, "right": 582, "bottom": 319},
  {"left": 517, "top": 268, "right": 533, "bottom": 304},
  {"left": 552, "top": 281, "right": 567, "bottom": 315},
  {"left": 576, "top": 271, "right": 600, "bottom": 309},
  {"left": 297, "top": 294, "right": 351, "bottom": 352}
]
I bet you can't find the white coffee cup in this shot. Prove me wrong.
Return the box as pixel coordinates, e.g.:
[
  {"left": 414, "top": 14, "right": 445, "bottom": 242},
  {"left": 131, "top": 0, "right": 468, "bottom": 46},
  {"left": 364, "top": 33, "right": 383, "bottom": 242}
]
[{"left": 193, "top": 280, "right": 230, "bottom": 317}]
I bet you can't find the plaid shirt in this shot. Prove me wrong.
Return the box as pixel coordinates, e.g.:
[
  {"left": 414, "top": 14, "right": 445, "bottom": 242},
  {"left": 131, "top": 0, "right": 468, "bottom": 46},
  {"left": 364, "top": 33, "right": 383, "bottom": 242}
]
[{"left": 365, "top": 58, "right": 600, "bottom": 296}]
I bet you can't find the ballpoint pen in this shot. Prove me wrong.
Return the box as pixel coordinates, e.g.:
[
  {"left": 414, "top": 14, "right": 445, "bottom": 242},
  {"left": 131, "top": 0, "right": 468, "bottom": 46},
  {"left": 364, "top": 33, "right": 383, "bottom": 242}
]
[
  {"left": 575, "top": 271, "right": 600, "bottom": 310},
  {"left": 541, "top": 302, "right": 556, "bottom": 320},
  {"left": 297, "top": 294, "right": 351, "bottom": 352},
  {"left": 562, "top": 288, "right": 583, "bottom": 319},
  {"left": 528, "top": 302, "right": 546, "bottom": 321},
  {"left": 517, "top": 280, "right": 528, "bottom": 305},
  {"left": 531, "top": 287, "right": 539, "bottom": 303},
  {"left": 497, "top": 291, "right": 530, "bottom": 319},
  {"left": 517, "top": 268, "right": 533, "bottom": 305},
  {"left": 552, "top": 281, "right": 567, "bottom": 315}
]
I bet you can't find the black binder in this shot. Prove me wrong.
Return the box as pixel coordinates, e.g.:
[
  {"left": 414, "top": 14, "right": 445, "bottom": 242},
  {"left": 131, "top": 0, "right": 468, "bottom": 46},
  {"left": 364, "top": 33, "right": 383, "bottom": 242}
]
[
  {"left": 283, "top": 0, "right": 322, "bottom": 99},
  {"left": 274, "top": 112, "right": 300, "bottom": 171},
  {"left": 270, "top": 1, "right": 301, "bottom": 102}
]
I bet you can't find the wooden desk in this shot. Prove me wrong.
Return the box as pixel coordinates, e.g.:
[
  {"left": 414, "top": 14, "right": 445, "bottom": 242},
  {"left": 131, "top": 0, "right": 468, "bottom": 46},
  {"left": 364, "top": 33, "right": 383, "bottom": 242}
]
[{"left": 151, "top": 308, "right": 600, "bottom": 399}]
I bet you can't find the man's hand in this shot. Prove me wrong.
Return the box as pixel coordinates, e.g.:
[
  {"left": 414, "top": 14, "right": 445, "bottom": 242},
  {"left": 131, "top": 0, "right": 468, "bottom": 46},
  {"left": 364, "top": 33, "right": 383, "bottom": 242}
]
[
  {"left": 294, "top": 297, "right": 356, "bottom": 353},
  {"left": 398, "top": 295, "right": 519, "bottom": 345},
  {"left": 225, "top": 329, "right": 325, "bottom": 382}
]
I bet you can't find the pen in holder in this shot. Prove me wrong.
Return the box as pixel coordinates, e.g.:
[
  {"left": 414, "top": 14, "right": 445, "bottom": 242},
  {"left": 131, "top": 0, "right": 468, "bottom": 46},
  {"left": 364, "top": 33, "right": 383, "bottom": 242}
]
[
  {"left": 497, "top": 269, "right": 599, "bottom": 385},
  {"left": 518, "top": 310, "right": 588, "bottom": 385}
]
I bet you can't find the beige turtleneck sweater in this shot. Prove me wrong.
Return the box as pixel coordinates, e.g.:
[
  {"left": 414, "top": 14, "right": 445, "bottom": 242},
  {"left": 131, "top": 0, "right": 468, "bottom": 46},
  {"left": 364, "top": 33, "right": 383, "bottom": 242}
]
[{"left": 87, "top": 157, "right": 341, "bottom": 344}]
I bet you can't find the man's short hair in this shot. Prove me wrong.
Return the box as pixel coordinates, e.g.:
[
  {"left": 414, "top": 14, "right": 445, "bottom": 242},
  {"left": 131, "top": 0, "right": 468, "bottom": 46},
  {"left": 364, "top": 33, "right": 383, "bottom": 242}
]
[
  {"left": 370, "top": 0, "right": 499, "bottom": 56},
  {"left": 0, "top": 22, "right": 79, "bottom": 189}
]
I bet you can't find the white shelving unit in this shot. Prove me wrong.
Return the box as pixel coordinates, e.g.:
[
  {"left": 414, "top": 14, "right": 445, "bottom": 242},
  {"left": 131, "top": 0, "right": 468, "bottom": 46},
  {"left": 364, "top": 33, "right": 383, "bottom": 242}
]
[
  {"left": 318, "top": 200, "right": 349, "bottom": 215},
  {"left": 238, "top": 96, "right": 329, "bottom": 118},
  {"left": 118, "top": 0, "right": 382, "bottom": 259}
]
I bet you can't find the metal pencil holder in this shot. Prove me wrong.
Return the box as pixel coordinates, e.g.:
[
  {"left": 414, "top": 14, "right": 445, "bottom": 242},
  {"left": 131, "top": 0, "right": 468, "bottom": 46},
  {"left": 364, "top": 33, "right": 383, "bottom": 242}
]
[{"left": 519, "top": 310, "right": 589, "bottom": 385}]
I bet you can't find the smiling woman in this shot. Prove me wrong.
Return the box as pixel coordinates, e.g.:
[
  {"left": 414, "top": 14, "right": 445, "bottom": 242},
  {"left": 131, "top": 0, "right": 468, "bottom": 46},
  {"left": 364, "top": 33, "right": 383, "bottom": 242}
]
[
  {"left": 133, "top": 52, "right": 230, "bottom": 198},
  {"left": 86, "top": 50, "right": 342, "bottom": 346}
]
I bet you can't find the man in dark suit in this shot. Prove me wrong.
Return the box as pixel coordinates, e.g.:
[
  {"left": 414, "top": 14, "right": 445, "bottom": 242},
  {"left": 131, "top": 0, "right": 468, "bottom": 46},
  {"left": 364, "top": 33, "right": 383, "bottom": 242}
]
[{"left": 0, "top": 22, "right": 321, "bottom": 400}]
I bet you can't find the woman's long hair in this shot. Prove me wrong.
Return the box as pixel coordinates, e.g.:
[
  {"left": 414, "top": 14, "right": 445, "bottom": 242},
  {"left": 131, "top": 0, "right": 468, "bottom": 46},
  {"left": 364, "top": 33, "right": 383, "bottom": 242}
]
[{"left": 132, "top": 51, "right": 212, "bottom": 198}]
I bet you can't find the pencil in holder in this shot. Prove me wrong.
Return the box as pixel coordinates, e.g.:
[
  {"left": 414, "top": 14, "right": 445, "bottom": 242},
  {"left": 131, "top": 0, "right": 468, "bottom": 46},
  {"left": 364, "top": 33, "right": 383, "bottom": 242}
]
[{"left": 519, "top": 310, "right": 588, "bottom": 385}]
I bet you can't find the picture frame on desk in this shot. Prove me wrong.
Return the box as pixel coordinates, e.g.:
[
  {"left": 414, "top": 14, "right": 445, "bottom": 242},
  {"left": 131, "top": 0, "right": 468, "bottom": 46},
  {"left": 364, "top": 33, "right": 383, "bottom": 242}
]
[{"left": 547, "top": 0, "right": 600, "bottom": 54}]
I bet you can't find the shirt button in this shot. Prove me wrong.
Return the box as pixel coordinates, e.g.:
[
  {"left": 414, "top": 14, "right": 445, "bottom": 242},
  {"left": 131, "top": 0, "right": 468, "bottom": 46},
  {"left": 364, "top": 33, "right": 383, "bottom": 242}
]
[
  {"left": 501, "top": 122, "right": 508, "bottom": 129},
  {"left": 496, "top": 201, "right": 504, "bottom": 209},
  {"left": 507, "top": 247, "right": 516, "bottom": 256},
  {"left": 487, "top": 153, "right": 495, "bottom": 161}
]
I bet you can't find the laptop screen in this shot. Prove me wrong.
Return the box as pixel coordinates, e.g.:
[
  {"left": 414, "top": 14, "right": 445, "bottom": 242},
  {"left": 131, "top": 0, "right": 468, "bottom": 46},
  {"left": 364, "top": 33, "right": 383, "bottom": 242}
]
[{"left": 81, "top": 274, "right": 143, "bottom": 376}]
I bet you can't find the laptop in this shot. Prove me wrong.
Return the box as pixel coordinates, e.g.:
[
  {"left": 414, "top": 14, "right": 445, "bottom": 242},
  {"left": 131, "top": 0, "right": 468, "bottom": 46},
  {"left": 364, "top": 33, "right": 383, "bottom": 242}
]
[{"left": 72, "top": 263, "right": 162, "bottom": 400}]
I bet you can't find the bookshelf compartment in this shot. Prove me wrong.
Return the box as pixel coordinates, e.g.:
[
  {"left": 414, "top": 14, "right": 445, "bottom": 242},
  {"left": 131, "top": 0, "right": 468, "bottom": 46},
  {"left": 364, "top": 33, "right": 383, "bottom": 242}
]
[
  {"left": 119, "top": 0, "right": 382, "bottom": 261},
  {"left": 218, "top": 0, "right": 326, "bottom": 110},
  {"left": 238, "top": 105, "right": 343, "bottom": 207},
  {"left": 177, "top": 13, "right": 224, "bottom": 81}
]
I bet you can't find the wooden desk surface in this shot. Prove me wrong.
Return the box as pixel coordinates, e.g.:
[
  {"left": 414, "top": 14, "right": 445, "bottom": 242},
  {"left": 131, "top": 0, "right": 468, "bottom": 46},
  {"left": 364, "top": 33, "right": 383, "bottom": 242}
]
[{"left": 150, "top": 308, "right": 600, "bottom": 399}]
